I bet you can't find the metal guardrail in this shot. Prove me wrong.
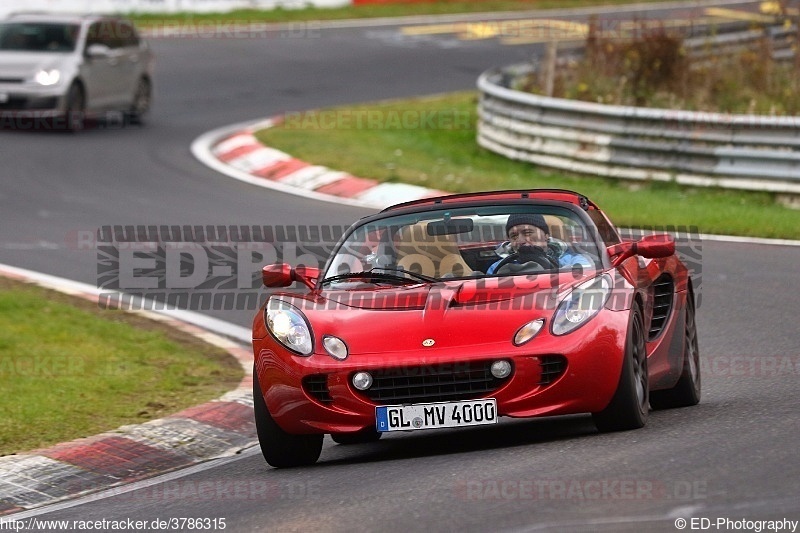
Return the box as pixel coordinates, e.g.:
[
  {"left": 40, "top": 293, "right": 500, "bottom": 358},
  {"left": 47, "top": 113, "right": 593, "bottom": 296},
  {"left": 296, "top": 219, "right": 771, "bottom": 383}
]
[
  {"left": 684, "top": 24, "right": 798, "bottom": 61},
  {"left": 477, "top": 25, "right": 800, "bottom": 195}
]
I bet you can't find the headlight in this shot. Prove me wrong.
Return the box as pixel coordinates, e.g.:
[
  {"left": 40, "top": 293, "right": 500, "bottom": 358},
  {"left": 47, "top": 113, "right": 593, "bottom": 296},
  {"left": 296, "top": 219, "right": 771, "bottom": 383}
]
[
  {"left": 551, "top": 274, "right": 613, "bottom": 336},
  {"left": 266, "top": 298, "right": 313, "bottom": 355},
  {"left": 34, "top": 69, "right": 61, "bottom": 86}
]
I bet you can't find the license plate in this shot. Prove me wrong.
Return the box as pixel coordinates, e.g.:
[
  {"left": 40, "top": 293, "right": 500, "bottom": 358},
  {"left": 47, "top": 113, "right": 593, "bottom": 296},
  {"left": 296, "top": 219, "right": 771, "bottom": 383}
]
[
  {"left": 0, "top": 93, "right": 8, "bottom": 103},
  {"left": 376, "top": 398, "right": 497, "bottom": 432}
]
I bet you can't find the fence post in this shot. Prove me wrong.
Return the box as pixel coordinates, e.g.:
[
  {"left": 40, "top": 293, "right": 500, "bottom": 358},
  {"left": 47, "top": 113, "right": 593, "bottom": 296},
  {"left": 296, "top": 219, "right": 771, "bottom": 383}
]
[{"left": 543, "top": 41, "right": 558, "bottom": 98}]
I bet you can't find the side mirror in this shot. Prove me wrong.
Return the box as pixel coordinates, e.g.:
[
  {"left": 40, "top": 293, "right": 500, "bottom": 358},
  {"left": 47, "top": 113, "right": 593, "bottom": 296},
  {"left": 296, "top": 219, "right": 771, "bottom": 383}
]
[
  {"left": 262, "top": 263, "right": 320, "bottom": 289},
  {"left": 636, "top": 233, "right": 675, "bottom": 258},
  {"left": 608, "top": 234, "right": 675, "bottom": 267},
  {"left": 262, "top": 263, "right": 293, "bottom": 287},
  {"left": 86, "top": 43, "right": 111, "bottom": 59}
]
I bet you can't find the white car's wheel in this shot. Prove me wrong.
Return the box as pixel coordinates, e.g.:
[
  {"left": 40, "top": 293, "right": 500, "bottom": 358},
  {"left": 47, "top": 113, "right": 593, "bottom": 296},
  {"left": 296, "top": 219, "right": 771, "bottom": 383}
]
[
  {"left": 128, "top": 77, "right": 151, "bottom": 124},
  {"left": 64, "top": 83, "right": 85, "bottom": 132}
]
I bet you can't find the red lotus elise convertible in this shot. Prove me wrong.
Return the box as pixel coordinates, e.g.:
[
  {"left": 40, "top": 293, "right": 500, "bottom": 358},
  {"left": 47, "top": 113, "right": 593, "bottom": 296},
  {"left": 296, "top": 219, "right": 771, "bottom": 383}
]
[{"left": 252, "top": 190, "right": 700, "bottom": 467}]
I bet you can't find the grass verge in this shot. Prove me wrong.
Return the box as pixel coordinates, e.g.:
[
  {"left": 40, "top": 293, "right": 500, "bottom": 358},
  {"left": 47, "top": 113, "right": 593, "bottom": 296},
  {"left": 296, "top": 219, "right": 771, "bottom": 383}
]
[
  {"left": 0, "top": 277, "right": 243, "bottom": 456},
  {"left": 130, "top": 0, "right": 672, "bottom": 27},
  {"left": 257, "top": 92, "right": 800, "bottom": 239}
]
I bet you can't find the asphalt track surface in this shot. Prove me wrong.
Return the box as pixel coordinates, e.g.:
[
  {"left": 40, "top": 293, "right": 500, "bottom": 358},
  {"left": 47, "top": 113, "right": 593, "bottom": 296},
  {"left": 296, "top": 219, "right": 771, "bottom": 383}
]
[{"left": 2, "top": 1, "right": 799, "bottom": 531}]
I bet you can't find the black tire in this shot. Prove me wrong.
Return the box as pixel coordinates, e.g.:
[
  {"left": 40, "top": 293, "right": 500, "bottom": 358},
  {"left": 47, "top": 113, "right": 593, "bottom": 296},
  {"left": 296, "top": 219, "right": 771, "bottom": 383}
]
[
  {"left": 650, "top": 291, "right": 701, "bottom": 409},
  {"left": 253, "top": 369, "right": 323, "bottom": 468},
  {"left": 64, "top": 83, "right": 85, "bottom": 132},
  {"left": 331, "top": 429, "right": 382, "bottom": 445},
  {"left": 127, "top": 77, "right": 151, "bottom": 124},
  {"left": 592, "top": 304, "right": 649, "bottom": 432}
]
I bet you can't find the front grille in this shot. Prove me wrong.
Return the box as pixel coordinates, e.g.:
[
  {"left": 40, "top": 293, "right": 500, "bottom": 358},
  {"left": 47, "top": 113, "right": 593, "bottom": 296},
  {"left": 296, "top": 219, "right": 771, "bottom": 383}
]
[
  {"left": 302, "top": 374, "right": 333, "bottom": 403},
  {"left": 0, "top": 96, "right": 26, "bottom": 110},
  {"left": 0, "top": 96, "right": 58, "bottom": 111},
  {"left": 0, "top": 78, "right": 24, "bottom": 84},
  {"left": 538, "top": 355, "right": 567, "bottom": 385},
  {"left": 357, "top": 361, "right": 509, "bottom": 405},
  {"left": 649, "top": 275, "right": 674, "bottom": 340}
]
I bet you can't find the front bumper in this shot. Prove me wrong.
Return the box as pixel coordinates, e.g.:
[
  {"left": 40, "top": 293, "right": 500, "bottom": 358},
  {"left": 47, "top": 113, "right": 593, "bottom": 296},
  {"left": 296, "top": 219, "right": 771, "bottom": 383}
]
[
  {"left": 0, "top": 83, "right": 66, "bottom": 115},
  {"left": 254, "top": 310, "right": 629, "bottom": 435}
]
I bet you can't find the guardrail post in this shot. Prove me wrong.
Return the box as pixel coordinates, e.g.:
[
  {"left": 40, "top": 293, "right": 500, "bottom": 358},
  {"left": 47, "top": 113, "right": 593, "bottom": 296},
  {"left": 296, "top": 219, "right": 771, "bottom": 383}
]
[{"left": 543, "top": 41, "right": 558, "bottom": 98}]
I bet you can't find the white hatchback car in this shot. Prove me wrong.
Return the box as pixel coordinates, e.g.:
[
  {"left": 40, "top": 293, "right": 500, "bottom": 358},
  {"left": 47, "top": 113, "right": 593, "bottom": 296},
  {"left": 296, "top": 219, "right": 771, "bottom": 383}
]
[{"left": 0, "top": 13, "right": 153, "bottom": 129}]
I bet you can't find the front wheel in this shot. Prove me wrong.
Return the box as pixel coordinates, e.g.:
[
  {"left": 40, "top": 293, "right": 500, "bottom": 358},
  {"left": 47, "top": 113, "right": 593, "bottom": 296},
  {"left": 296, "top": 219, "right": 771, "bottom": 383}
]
[
  {"left": 253, "top": 369, "right": 323, "bottom": 468},
  {"left": 64, "top": 83, "right": 85, "bottom": 132},
  {"left": 127, "top": 77, "right": 151, "bottom": 124},
  {"left": 592, "top": 304, "right": 649, "bottom": 432}
]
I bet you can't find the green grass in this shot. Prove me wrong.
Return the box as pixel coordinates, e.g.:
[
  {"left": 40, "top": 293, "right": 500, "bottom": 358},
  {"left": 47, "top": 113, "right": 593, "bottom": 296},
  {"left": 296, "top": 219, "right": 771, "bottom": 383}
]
[
  {"left": 257, "top": 92, "right": 800, "bottom": 239},
  {"left": 0, "top": 278, "right": 243, "bottom": 456},
  {"left": 129, "top": 0, "right": 674, "bottom": 27}
]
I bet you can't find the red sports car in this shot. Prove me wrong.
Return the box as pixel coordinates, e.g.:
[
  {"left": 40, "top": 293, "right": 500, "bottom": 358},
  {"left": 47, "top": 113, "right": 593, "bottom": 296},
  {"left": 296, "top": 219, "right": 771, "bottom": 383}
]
[{"left": 252, "top": 190, "right": 700, "bottom": 467}]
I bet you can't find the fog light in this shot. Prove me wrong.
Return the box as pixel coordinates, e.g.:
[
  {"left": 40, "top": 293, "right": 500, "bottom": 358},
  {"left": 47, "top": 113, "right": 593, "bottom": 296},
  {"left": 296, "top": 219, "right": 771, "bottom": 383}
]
[
  {"left": 352, "top": 371, "right": 373, "bottom": 390},
  {"left": 491, "top": 360, "right": 512, "bottom": 379}
]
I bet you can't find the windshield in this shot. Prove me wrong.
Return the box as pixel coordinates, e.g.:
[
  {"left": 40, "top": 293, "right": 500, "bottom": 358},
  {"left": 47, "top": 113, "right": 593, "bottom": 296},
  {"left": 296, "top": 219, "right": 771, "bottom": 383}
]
[
  {"left": 322, "top": 205, "right": 603, "bottom": 286},
  {"left": 0, "top": 22, "right": 80, "bottom": 52}
]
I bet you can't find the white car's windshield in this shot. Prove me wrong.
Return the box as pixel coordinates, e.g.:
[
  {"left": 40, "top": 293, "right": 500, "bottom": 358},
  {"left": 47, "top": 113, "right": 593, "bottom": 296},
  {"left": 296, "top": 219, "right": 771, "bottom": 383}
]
[
  {"left": 0, "top": 23, "right": 79, "bottom": 52},
  {"left": 322, "top": 205, "right": 603, "bottom": 285}
]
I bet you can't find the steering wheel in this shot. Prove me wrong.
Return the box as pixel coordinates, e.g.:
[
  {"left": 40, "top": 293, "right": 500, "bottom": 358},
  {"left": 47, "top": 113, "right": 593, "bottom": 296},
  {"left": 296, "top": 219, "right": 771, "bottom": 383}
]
[{"left": 494, "top": 249, "right": 557, "bottom": 274}]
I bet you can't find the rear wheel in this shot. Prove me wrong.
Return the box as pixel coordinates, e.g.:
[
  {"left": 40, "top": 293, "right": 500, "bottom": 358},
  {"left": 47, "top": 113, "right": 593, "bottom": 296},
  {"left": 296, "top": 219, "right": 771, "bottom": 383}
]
[
  {"left": 253, "top": 369, "right": 323, "bottom": 468},
  {"left": 592, "top": 304, "right": 649, "bottom": 432},
  {"left": 650, "top": 291, "right": 701, "bottom": 409},
  {"left": 331, "top": 429, "right": 382, "bottom": 445}
]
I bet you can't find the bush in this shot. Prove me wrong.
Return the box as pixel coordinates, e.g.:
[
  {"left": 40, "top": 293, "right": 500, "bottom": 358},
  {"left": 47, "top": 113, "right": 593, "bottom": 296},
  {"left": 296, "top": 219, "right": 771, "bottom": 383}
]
[{"left": 521, "top": 19, "right": 800, "bottom": 114}]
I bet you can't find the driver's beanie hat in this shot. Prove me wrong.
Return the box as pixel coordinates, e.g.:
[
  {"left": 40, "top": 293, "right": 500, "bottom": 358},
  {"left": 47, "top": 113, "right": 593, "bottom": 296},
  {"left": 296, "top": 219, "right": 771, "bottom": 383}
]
[{"left": 506, "top": 214, "right": 549, "bottom": 237}]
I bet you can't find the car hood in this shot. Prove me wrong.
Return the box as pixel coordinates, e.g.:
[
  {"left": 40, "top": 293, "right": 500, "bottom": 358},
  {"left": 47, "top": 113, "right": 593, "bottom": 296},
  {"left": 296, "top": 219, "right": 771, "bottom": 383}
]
[
  {"left": 273, "top": 271, "right": 601, "bottom": 354},
  {"left": 0, "top": 52, "right": 66, "bottom": 78}
]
